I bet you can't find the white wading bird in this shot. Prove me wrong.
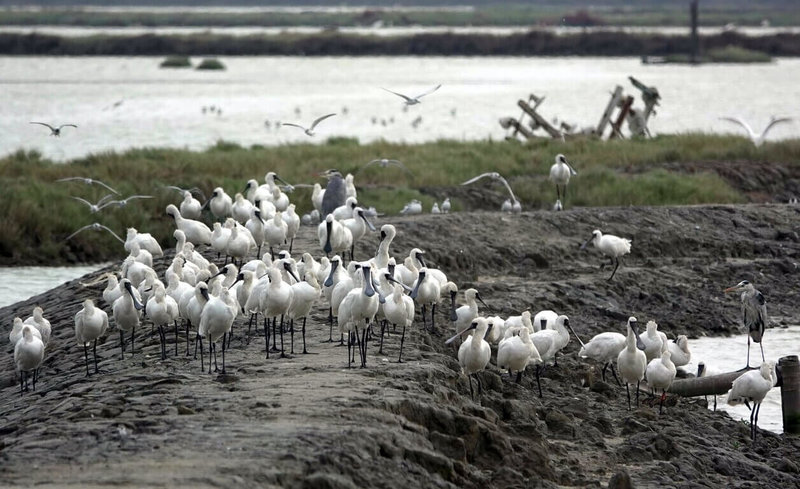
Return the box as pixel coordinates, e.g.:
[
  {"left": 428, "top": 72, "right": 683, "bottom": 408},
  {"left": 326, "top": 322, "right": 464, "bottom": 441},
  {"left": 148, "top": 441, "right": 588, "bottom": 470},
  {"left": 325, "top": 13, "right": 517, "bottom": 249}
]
[
  {"left": 30, "top": 121, "right": 77, "bottom": 136},
  {"left": 282, "top": 113, "right": 336, "bottom": 136},
  {"left": 462, "top": 172, "right": 521, "bottom": 212},
  {"left": 727, "top": 360, "right": 776, "bottom": 442},
  {"left": 382, "top": 84, "right": 441, "bottom": 105},
  {"left": 646, "top": 343, "right": 676, "bottom": 415},
  {"left": 549, "top": 153, "right": 578, "bottom": 203},
  {"left": 580, "top": 229, "right": 632, "bottom": 281},
  {"left": 616, "top": 317, "right": 647, "bottom": 410},
  {"left": 447, "top": 317, "right": 493, "bottom": 399},
  {"left": 720, "top": 116, "right": 792, "bottom": 147},
  {"left": 724, "top": 280, "right": 768, "bottom": 369}
]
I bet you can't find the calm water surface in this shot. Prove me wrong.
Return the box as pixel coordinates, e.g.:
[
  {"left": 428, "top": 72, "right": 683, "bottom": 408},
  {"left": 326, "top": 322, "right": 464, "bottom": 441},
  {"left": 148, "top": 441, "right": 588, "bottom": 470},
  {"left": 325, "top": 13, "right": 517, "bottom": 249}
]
[
  {"left": 0, "top": 265, "right": 102, "bottom": 309},
  {"left": 1, "top": 56, "right": 798, "bottom": 161}
]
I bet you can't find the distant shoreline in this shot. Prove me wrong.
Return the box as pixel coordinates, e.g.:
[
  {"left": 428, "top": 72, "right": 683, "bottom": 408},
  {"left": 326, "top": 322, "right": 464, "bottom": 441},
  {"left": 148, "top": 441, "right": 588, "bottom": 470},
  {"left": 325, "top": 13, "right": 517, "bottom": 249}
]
[{"left": 0, "top": 30, "right": 798, "bottom": 56}]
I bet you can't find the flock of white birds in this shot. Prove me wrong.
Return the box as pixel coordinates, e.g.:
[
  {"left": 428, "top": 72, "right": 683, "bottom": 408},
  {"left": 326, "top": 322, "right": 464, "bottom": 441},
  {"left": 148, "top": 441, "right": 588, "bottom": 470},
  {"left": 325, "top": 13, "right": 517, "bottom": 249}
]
[{"left": 9, "top": 150, "right": 777, "bottom": 441}]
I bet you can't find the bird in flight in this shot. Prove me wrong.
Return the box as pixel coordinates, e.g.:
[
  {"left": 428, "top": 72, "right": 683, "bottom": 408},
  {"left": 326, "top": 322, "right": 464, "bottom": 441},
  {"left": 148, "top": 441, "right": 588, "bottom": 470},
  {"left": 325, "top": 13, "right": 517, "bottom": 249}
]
[
  {"left": 101, "top": 195, "right": 154, "bottom": 209},
  {"left": 359, "top": 158, "right": 413, "bottom": 176},
  {"left": 282, "top": 113, "right": 336, "bottom": 136},
  {"left": 64, "top": 223, "right": 125, "bottom": 243},
  {"left": 71, "top": 195, "right": 115, "bottom": 213},
  {"left": 30, "top": 122, "right": 78, "bottom": 137},
  {"left": 462, "top": 172, "right": 520, "bottom": 209},
  {"left": 56, "top": 177, "right": 119, "bottom": 195},
  {"left": 382, "top": 85, "right": 441, "bottom": 105},
  {"left": 720, "top": 116, "right": 792, "bottom": 147}
]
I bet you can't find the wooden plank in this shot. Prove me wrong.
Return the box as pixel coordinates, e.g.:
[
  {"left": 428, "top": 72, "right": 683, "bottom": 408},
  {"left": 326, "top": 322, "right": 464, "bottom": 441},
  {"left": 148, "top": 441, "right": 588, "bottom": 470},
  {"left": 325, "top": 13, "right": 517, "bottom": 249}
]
[
  {"left": 667, "top": 368, "right": 755, "bottom": 397},
  {"left": 609, "top": 95, "right": 634, "bottom": 139},
  {"left": 596, "top": 85, "right": 623, "bottom": 136},
  {"left": 516, "top": 100, "right": 562, "bottom": 139}
]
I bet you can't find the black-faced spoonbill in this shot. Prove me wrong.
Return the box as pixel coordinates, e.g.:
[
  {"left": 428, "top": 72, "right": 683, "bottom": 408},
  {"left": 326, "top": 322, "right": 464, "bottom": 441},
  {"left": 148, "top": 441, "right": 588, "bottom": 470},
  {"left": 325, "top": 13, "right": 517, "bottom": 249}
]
[
  {"left": 696, "top": 362, "right": 717, "bottom": 411},
  {"left": 447, "top": 317, "right": 493, "bottom": 399},
  {"left": 383, "top": 283, "right": 415, "bottom": 362},
  {"left": 724, "top": 280, "right": 767, "bottom": 369},
  {"left": 166, "top": 204, "right": 212, "bottom": 246},
  {"left": 549, "top": 154, "right": 578, "bottom": 204},
  {"left": 112, "top": 278, "right": 144, "bottom": 358},
  {"left": 23, "top": 306, "right": 51, "bottom": 347},
  {"left": 616, "top": 317, "right": 647, "bottom": 410},
  {"left": 667, "top": 335, "right": 691, "bottom": 368},
  {"left": 497, "top": 327, "right": 542, "bottom": 389},
  {"left": 31, "top": 121, "right": 77, "bottom": 136},
  {"left": 645, "top": 343, "right": 677, "bottom": 414},
  {"left": 580, "top": 229, "right": 631, "bottom": 281},
  {"left": 727, "top": 360, "right": 776, "bottom": 442},
  {"left": 74, "top": 299, "right": 109, "bottom": 376},
  {"left": 578, "top": 328, "right": 626, "bottom": 385},
  {"left": 14, "top": 325, "right": 44, "bottom": 395},
  {"left": 641, "top": 320, "right": 668, "bottom": 363},
  {"left": 282, "top": 113, "right": 336, "bottom": 136},
  {"left": 720, "top": 116, "right": 792, "bottom": 147},
  {"left": 381, "top": 84, "right": 441, "bottom": 105}
]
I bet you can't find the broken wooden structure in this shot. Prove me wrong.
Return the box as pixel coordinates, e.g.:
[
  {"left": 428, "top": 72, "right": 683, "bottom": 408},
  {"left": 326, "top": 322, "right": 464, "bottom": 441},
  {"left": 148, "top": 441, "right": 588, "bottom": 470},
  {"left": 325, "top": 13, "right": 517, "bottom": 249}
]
[{"left": 500, "top": 76, "right": 660, "bottom": 141}]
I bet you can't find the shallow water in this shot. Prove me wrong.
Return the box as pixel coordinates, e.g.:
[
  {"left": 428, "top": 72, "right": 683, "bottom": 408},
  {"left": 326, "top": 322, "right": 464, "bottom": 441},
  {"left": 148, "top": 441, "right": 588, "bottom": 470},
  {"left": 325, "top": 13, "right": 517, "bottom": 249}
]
[
  {"left": 1, "top": 55, "right": 798, "bottom": 162},
  {"left": 684, "top": 326, "right": 799, "bottom": 434},
  {"left": 0, "top": 265, "right": 102, "bottom": 309}
]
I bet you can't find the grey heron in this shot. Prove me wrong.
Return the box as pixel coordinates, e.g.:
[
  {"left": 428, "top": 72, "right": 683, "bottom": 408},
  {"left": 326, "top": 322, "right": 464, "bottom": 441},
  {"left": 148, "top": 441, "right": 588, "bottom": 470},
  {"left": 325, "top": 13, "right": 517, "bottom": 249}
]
[
  {"left": 724, "top": 280, "right": 767, "bottom": 369},
  {"left": 319, "top": 169, "right": 346, "bottom": 218}
]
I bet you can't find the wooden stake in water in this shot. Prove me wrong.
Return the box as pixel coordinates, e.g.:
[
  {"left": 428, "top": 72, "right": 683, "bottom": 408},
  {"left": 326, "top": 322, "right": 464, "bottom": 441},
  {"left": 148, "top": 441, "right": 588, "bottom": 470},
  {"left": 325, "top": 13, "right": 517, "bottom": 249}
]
[{"left": 779, "top": 355, "right": 800, "bottom": 435}]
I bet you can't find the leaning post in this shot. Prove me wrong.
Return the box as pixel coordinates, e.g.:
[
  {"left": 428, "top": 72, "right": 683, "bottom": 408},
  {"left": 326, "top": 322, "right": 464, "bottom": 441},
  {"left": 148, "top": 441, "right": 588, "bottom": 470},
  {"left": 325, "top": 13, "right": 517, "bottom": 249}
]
[{"left": 780, "top": 355, "right": 800, "bottom": 435}]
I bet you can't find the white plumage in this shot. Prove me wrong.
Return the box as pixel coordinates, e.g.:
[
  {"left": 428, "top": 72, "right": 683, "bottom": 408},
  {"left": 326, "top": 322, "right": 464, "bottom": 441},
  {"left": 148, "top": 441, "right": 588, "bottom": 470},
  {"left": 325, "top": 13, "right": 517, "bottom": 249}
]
[{"left": 581, "top": 229, "right": 632, "bottom": 281}]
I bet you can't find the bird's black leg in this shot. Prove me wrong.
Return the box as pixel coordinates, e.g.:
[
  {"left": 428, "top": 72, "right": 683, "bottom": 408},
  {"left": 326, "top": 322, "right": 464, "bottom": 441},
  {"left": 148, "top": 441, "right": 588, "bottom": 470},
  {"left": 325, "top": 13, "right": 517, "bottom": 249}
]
[
  {"left": 608, "top": 257, "right": 620, "bottom": 281},
  {"left": 746, "top": 335, "right": 751, "bottom": 369},
  {"left": 610, "top": 363, "right": 622, "bottom": 386},
  {"left": 221, "top": 333, "right": 226, "bottom": 374},
  {"left": 626, "top": 384, "right": 631, "bottom": 411},
  {"left": 378, "top": 321, "right": 385, "bottom": 355},
  {"left": 515, "top": 371, "right": 522, "bottom": 384},
  {"left": 131, "top": 328, "right": 135, "bottom": 355},
  {"left": 289, "top": 318, "right": 295, "bottom": 355},
  {"left": 327, "top": 306, "right": 334, "bottom": 343},
  {"left": 264, "top": 317, "right": 270, "bottom": 359},
  {"left": 347, "top": 330, "right": 352, "bottom": 369},
  {"left": 468, "top": 375, "right": 474, "bottom": 400},
  {"left": 760, "top": 342, "right": 765, "bottom": 363},
  {"left": 84, "top": 343, "right": 90, "bottom": 376},
  {"left": 398, "top": 324, "right": 406, "bottom": 363},
  {"left": 302, "top": 317, "right": 308, "bottom": 354},
  {"left": 185, "top": 321, "right": 190, "bottom": 356},
  {"left": 601, "top": 362, "right": 609, "bottom": 382},
  {"left": 198, "top": 336, "right": 204, "bottom": 371},
  {"left": 279, "top": 315, "right": 286, "bottom": 358},
  {"left": 636, "top": 381, "right": 640, "bottom": 407},
  {"left": 120, "top": 330, "right": 125, "bottom": 359},
  {"left": 174, "top": 320, "right": 179, "bottom": 356},
  {"left": 431, "top": 303, "right": 437, "bottom": 333},
  {"left": 213, "top": 342, "right": 219, "bottom": 372},
  {"left": 93, "top": 339, "right": 100, "bottom": 374},
  {"left": 361, "top": 320, "right": 369, "bottom": 368}
]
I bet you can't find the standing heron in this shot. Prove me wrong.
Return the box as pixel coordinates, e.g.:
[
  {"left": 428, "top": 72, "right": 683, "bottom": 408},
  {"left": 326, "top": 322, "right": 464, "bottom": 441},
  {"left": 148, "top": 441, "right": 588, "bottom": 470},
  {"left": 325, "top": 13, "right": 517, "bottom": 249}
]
[
  {"left": 724, "top": 280, "right": 767, "bottom": 369},
  {"left": 319, "top": 169, "right": 346, "bottom": 218}
]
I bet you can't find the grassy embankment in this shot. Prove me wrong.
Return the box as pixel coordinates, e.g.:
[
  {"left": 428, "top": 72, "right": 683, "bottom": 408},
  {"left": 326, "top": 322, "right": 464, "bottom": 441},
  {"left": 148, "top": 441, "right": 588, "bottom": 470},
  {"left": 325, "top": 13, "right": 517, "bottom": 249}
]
[
  {"left": 1, "top": 5, "right": 800, "bottom": 27},
  {"left": 1, "top": 134, "right": 798, "bottom": 266}
]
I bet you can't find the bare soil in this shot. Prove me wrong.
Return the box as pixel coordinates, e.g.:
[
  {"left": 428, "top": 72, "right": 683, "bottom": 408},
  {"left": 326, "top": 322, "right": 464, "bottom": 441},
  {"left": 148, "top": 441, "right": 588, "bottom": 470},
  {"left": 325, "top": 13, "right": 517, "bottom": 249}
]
[{"left": 1, "top": 202, "right": 800, "bottom": 488}]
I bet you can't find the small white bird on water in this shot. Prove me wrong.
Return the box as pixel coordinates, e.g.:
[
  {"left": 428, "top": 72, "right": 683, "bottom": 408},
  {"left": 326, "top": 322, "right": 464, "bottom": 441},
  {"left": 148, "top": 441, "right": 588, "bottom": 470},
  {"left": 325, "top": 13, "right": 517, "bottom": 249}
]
[
  {"left": 720, "top": 116, "right": 792, "bottom": 147},
  {"left": 382, "top": 84, "right": 441, "bottom": 105},
  {"left": 580, "top": 229, "right": 632, "bottom": 281},
  {"left": 282, "top": 113, "right": 336, "bottom": 136},
  {"left": 727, "top": 360, "right": 776, "bottom": 442}
]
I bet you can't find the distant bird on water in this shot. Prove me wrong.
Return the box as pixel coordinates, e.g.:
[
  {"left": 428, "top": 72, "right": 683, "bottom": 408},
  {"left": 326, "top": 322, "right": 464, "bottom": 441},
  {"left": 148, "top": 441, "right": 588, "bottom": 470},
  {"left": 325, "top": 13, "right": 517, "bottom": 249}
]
[
  {"left": 382, "top": 84, "right": 441, "bottom": 106},
  {"left": 282, "top": 113, "right": 336, "bottom": 136},
  {"left": 580, "top": 229, "right": 631, "bottom": 281},
  {"left": 56, "top": 177, "right": 119, "bottom": 195},
  {"left": 65, "top": 223, "right": 125, "bottom": 243},
  {"left": 724, "top": 280, "right": 768, "bottom": 369},
  {"left": 720, "top": 116, "right": 792, "bottom": 147},
  {"left": 30, "top": 121, "right": 77, "bottom": 137}
]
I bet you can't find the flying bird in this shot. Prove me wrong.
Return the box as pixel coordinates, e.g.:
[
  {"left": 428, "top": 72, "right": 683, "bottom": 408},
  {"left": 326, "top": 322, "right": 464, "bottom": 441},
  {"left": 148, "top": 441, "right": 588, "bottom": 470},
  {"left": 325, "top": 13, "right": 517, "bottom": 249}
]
[
  {"left": 462, "top": 172, "right": 521, "bottom": 210},
  {"left": 100, "top": 195, "right": 154, "bottom": 209},
  {"left": 720, "top": 116, "right": 792, "bottom": 147},
  {"left": 282, "top": 113, "right": 336, "bottom": 136},
  {"left": 56, "top": 177, "right": 119, "bottom": 195},
  {"left": 382, "top": 85, "right": 441, "bottom": 105},
  {"left": 30, "top": 122, "right": 78, "bottom": 137},
  {"left": 359, "top": 158, "right": 413, "bottom": 176},
  {"left": 71, "top": 195, "right": 115, "bottom": 213},
  {"left": 65, "top": 223, "right": 125, "bottom": 243}
]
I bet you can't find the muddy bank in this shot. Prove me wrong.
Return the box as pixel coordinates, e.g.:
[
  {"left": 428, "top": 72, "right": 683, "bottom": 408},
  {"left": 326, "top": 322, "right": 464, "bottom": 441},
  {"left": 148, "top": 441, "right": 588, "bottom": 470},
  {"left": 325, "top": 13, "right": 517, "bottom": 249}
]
[{"left": 1, "top": 204, "right": 799, "bottom": 488}]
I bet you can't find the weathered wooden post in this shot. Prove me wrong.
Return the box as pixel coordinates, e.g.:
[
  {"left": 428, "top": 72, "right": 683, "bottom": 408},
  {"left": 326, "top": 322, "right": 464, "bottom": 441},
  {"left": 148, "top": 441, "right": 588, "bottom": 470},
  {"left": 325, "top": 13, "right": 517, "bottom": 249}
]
[
  {"left": 690, "top": 0, "right": 700, "bottom": 64},
  {"left": 668, "top": 368, "right": 754, "bottom": 397},
  {"left": 516, "top": 99, "right": 562, "bottom": 139},
  {"left": 609, "top": 95, "right": 634, "bottom": 139},
  {"left": 779, "top": 355, "right": 800, "bottom": 435},
  {"left": 596, "top": 85, "right": 623, "bottom": 137}
]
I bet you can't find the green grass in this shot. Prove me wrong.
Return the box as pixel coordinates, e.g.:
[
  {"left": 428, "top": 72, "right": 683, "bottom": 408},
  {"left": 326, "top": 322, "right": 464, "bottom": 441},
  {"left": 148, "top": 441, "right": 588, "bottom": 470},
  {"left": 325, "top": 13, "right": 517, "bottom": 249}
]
[
  {"left": 1, "top": 134, "right": 798, "bottom": 265},
  {"left": 706, "top": 45, "right": 772, "bottom": 63}
]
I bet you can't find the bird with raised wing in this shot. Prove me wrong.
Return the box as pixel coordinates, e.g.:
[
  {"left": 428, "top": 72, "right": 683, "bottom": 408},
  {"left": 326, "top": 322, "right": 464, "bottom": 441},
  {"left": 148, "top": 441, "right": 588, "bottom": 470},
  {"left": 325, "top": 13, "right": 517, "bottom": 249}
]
[
  {"left": 30, "top": 121, "right": 77, "bottom": 136},
  {"left": 282, "top": 113, "right": 336, "bottom": 136},
  {"left": 382, "top": 84, "right": 441, "bottom": 105},
  {"left": 65, "top": 223, "right": 125, "bottom": 243},
  {"left": 720, "top": 116, "right": 791, "bottom": 147},
  {"left": 100, "top": 195, "right": 153, "bottom": 209},
  {"left": 56, "top": 176, "right": 119, "bottom": 195},
  {"left": 359, "top": 158, "right": 413, "bottom": 176},
  {"left": 71, "top": 194, "right": 115, "bottom": 213},
  {"left": 462, "top": 172, "right": 521, "bottom": 211},
  {"left": 725, "top": 280, "right": 768, "bottom": 369}
]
